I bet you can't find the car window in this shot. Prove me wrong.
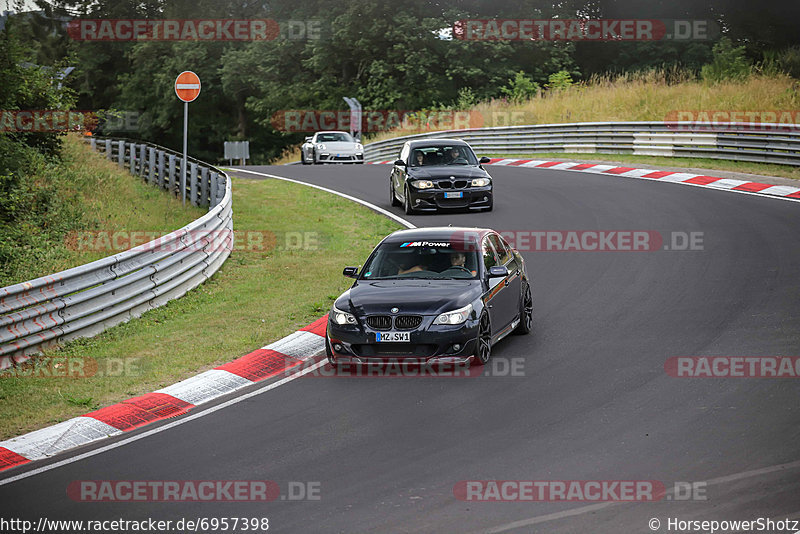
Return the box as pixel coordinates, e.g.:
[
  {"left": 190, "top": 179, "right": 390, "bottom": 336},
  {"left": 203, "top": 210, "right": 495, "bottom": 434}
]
[
  {"left": 409, "top": 145, "right": 478, "bottom": 166},
  {"left": 482, "top": 237, "right": 499, "bottom": 270},
  {"left": 488, "top": 234, "right": 512, "bottom": 265},
  {"left": 316, "top": 132, "right": 353, "bottom": 143},
  {"left": 499, "top": 235, "right": 518, "bottom": 270},
  {"left": 360, "top": 240, "right": 480, "bottom": 280}
]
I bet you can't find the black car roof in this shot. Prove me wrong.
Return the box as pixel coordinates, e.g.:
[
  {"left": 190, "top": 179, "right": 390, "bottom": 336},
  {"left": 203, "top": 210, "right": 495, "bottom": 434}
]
[
  {"left": 382, "top": 226, "right": 492, "bottom": 243},
  {"left": 407, "top": 138, "right": 470, "bottom": 148}
]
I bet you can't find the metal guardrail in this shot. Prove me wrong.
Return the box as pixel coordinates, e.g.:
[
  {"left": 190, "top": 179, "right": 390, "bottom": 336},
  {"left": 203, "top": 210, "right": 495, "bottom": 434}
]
[
  {"left": 0, "top": 138, "right": 233, "bottom": 370},
  {"left": 363, "top": 121, "right": 800, "bottom": 166}
]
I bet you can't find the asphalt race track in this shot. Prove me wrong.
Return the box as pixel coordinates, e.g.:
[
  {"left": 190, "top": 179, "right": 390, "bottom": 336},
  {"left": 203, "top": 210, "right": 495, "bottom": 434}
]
[{"left": 3, "top": 163, "right": 800, "bottom": 533}]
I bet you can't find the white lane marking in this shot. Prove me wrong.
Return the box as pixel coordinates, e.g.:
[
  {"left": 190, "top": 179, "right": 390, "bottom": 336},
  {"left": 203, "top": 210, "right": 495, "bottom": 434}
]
[
  {"left": 263, "top": 331, "right": 325, "bottom": 361},
  {"left": 0, "top": 359, "right": 328, "bottom": 486},
  {"left": 486, "top": 459, "right": 800, "bottom": 533},
  {"left": 155, "top": 369, "right": 253, "bottom": 406},
  {"left": 1, "top": 417, "right": 121, "bottom": 460},
  {"left": 230, "top": 168, "right": 416, "bottom": 229}
]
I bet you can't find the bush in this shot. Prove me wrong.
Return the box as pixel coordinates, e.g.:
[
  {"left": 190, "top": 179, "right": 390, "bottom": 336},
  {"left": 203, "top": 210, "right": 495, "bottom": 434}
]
[
  {"left": 701, "top": 38, "right": 751, "bottom": 82},
  {"left": 500, "top": 71, "right": 541, "bottom": 103},
  {"left": 545, "top": 70, "right": 575, "bottom": 91}
]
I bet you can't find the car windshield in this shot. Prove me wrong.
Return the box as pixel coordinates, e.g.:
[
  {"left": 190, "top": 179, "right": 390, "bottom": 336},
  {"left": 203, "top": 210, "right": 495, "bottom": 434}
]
[
  {"left": 316, "top": 132, "right": 354, "bottom": 143},
  {"left": 360, "top": 239, "right": 481, "bottom": 280},
  {"left": 409, "top": 145, "right": 478, "bottom": 167}
]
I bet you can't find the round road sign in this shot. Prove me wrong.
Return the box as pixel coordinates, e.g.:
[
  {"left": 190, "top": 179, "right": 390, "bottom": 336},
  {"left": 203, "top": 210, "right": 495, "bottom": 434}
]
[{"left": 175, "top": 71, "right": 201, "bottom": 103}]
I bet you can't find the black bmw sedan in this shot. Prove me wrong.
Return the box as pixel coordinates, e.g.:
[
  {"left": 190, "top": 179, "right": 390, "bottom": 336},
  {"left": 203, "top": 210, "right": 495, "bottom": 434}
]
[
  {"left": 325, "top": 227, "right": 532, "bottom": 367},
  {"left": 389, "top": 139, "right": 494, "bottom": 213}
]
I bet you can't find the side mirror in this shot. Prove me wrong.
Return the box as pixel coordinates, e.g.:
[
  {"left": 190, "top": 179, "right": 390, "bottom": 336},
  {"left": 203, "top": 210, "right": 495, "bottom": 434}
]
[
  {"left": 488, "top": 265, "right": 508, "bottom": 278},
  {"left": 342, "top": 266, "right": 359, "bottom": 278},
  {"left": 394, "top": 159, "right": 406, "bottom": 167},
  {"left": 479, "top": 156, "right": 491, "bottom": 164}
]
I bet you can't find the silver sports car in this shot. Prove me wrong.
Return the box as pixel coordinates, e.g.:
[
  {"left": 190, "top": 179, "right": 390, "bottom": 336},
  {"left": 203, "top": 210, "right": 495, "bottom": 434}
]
[{"left": 301, "top": 131, "right": 364, "bottom": 164}]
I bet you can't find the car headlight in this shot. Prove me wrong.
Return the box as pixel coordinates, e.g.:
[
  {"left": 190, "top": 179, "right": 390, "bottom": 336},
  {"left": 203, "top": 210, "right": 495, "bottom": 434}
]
[
  {"left": 317, "top": 143, "right": 326, "bottom": 150},
  {"left": 411, "top": 180, "right": 434, "bottom": 189},
  {"left": 355, "top": 144, "right": 363, "bottom": 150},
  {"left": 331, "top": 305, "right": 357, "bottom": 325},
  {"left": 471, "top": 177, "right": 491, "bottom": 187},
  {"left": 434, "top": 303, "right": 473, "bottom": 325}
]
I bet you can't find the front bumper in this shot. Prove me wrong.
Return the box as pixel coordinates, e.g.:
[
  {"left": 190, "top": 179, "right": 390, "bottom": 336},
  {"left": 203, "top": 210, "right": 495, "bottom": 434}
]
[
  {"left": 316, "top": 152, "right": 364, "bottom": 163},
  {"left": 408, "top": 186, "right": 492, "bottom": 211},
  {"left": 327, "top": 315, "right": 479, "bottom": 365}
]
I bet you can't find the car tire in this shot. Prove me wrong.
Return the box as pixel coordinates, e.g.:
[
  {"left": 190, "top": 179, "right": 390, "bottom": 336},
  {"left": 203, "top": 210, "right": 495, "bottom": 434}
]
[
  {"left": 390, "top": 181, "right": 400, "bottom": 207},
  {"left": 473, "top": 312, "right": 492, "bottom": 365},
  {"left": 403, "top": 186, "right": 416, "bottom": 215},
  {"left": 311, "top": 149, "right": 318, "bottom": 165},
  {"left": 513, "top": 281, "right": 533, "bottom": 335},
  {"left": 301, "top": 150, "right": 309, "bottom": 165}
]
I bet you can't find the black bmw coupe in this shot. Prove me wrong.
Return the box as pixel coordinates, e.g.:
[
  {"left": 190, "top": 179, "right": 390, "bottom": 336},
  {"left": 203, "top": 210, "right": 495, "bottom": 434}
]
[
  {"left": 389, "top": 139, "right": 494, "bottom": 213},
  {"left": 325, "top": 227, "right": 532, "bottom": 366}
]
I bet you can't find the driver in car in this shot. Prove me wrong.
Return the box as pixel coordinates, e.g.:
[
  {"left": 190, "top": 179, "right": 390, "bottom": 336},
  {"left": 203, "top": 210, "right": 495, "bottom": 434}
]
[
  {"left": 445, "top": 147, "right": 467, "bottom": 164},
  {"left": 447, "top": 251, "right": 476, "bottom": 276},
  {"left": 450, "top": 252, "right": 466, "bottom": 267}
]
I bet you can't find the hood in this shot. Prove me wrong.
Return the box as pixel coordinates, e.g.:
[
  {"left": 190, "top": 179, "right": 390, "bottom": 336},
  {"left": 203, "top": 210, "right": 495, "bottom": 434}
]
[
  {"left": 318, "top": 141, "right": 360, "bottom": 151},
  {"left": 407, "top": 166, "right": 489, "bottom": 179},
  {"left": 336, "top": 279, "right": 483, "bottom": 316}
]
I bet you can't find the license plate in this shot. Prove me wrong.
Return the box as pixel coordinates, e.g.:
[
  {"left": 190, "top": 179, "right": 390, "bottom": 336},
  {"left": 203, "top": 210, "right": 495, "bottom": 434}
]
[
  {"left": 376, "top": 331, "right": 410, "bottom": 342},
  {"left": 445, "top": 192, "right": 463, "bottom": 199}
]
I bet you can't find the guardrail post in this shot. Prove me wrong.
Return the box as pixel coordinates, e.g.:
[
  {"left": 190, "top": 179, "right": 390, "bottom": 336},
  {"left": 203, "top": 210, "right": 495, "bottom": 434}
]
[
  {"left": 90, "top": 138, "right": 96, "bottom": 151},
  {"left": 168, "top": 154, "right": 176, "bottom": 195},
  {"left": 216, "top": 173, "right": 226, "bottom": 205},
  {"left": 200, "top": 167, "right": 209, "bottom": 207},
  {"left": 117, "top": 140, "right": 125, "bottom": 167},
  {"left": 128, "top": 143, "right": 136, "bottom": 173},
  {"left": 158, "top": 150, "right": 166, "bottom": 189},
  {"left": 210, "top": 171, "right": 219, "bottom": 207},
  {"left": 105, "top": 139, "right": 112, "bottom": 159},
  {"left": 139, "top": 144, "right": 146, "bottom": 177},
  {"left": 190, "top": 162, "right": 199, "bottom": 206},
  {"left": 148, "top": 147, "right": 156, "bottom": 184}
]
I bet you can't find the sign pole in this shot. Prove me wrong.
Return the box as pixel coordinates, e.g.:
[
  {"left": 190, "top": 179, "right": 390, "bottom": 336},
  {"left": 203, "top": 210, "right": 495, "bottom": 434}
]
[
  {"left": 174, "top": 71, "right": 201, "bottom": 208},
  {"left": 182, "top": 101, "right": 188, "bottom": 206}
]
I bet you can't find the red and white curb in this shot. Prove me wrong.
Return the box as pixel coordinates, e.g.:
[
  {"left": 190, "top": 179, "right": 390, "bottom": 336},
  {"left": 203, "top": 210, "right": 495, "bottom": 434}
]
[
  {"left": 367, "top": 159, "right": 800, "bottom": 200},
  {"left": 0, "top": 316, "right": 328, "bottom": 472}
]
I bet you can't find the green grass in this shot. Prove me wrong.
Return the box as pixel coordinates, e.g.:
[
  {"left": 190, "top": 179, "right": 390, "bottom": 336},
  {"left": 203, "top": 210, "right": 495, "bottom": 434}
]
[
  {"left": 0, "top": 176, "right": 401, "bottom": 440},
  {"left": 486, "top": 152, "right": 800, "bottom": 181},
  {"left": 0, "top": 135, "right": 204, "bottom": 286}
]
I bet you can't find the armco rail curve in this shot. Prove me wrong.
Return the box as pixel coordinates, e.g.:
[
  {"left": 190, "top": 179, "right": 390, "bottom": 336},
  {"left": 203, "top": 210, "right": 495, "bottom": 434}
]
[
  {"left": 362, "top": 121, "right": 800, "bottom": 166},
  {"left": 0, "top": 138, "right": 233, "bottom": 370}
]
